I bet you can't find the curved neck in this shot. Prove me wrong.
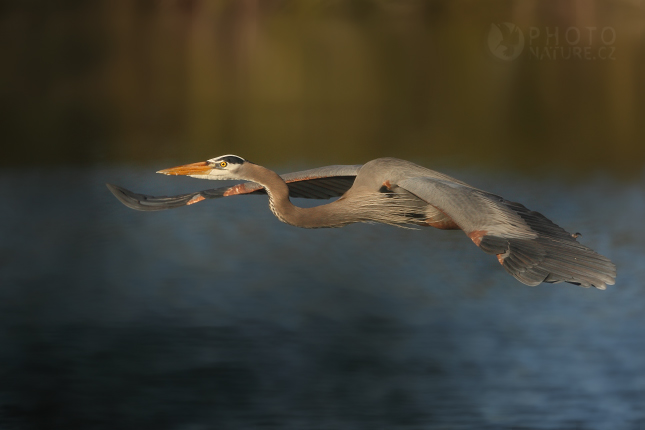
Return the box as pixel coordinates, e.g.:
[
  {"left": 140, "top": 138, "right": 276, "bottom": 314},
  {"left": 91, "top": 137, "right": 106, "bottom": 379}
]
[{"left": 243, "top": 164, "right": 352, "bottom": 228}]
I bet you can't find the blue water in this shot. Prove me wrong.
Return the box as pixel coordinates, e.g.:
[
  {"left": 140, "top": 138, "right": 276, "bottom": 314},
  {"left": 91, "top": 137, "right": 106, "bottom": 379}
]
[{"left": 1, "top": 165, "right": 644, "bottom": 429}]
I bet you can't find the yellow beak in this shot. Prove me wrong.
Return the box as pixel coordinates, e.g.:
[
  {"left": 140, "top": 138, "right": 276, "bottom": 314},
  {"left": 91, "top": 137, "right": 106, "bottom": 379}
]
[{"left": 156, "top": 161, "right": 212, "bottom": 176}]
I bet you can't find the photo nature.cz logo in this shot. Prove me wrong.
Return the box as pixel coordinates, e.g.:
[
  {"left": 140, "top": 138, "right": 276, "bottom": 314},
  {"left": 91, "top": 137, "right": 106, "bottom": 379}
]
[{"left": 487, "top": 22, "right": 617, "bottom": 61}]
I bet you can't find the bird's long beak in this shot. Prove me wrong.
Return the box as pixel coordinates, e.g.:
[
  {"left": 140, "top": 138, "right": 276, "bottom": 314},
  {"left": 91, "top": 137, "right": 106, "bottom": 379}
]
[{"left": 157, "top": 161, "right": 211, "bottom": 176}]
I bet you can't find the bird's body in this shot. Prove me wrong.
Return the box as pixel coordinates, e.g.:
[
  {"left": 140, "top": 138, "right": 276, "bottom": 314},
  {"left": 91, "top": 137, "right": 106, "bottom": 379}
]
[{"left": 107, "top": 155, "right": 616, "bottom": 290}]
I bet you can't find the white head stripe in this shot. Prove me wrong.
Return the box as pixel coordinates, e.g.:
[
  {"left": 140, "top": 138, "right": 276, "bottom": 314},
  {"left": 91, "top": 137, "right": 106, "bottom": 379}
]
[{"left": 207, "top": 154, "right": 245, "bottom": 163}]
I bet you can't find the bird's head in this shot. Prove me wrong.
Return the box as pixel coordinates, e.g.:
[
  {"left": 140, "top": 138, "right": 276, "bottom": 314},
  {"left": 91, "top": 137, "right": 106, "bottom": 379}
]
[{"left": 157, "top": 155, "right": 249, "bottom": 180}]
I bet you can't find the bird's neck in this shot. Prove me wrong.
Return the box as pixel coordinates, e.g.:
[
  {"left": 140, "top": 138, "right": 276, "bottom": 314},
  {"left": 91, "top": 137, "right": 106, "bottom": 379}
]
[{"left": 245, "top": 164, "right": 352, "bottom": 228}]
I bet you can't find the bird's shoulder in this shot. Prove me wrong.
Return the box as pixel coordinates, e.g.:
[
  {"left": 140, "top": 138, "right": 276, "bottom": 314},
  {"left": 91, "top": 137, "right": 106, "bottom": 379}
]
[{"left": 354, "top": 158, "right": 470, "bottom": 190}]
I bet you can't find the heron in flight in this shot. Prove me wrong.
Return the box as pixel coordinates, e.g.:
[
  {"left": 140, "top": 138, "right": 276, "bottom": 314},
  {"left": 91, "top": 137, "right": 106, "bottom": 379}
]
[{"left": 107, "top": 155, "right": 616, "bottom": 290}]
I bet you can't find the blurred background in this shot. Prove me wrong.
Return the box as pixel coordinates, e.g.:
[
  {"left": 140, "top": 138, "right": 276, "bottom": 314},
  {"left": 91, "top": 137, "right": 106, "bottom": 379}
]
[
  {"left": 1, "top": 1, "right": 645, "bottom": 429},
  {"left": 1, "top": 0, "right": 644, "bottom": 173}
]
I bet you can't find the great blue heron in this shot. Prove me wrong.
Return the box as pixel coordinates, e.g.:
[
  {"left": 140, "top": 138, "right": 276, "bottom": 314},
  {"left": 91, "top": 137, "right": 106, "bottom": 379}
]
[{"left": 107, "top": 155, "right": 616, "bottom": 290}]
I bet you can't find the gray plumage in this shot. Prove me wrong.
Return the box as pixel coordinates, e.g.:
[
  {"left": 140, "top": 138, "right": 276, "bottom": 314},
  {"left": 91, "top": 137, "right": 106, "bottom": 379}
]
[
  {"left": 107, "top": 156, "right": 616, "bottom": 290},
  {"left": 106, "top": 164, "right": 361, "bottom": 210}
]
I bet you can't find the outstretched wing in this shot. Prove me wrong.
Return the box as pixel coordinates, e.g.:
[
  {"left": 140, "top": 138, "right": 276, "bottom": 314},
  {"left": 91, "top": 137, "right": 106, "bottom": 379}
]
[
  {"left": 397, "top": 177, "right": 616, "bottom": 290},
  {"left": 280, "top": 165, "right": 362, "bottom": 198},
  {"left": 107, "top": 164, "right": 362, "bottom": 211}
]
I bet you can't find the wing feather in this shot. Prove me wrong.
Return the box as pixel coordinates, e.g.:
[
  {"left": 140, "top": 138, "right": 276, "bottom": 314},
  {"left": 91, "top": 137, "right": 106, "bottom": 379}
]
[
  {"left": 397, "top": 177, "right": 616, "bottom": 289},
  {"left": 107, "top": 164, "right": 361, "bottom": 211},
  {"left": 105, "top": 184, "right": 229, "bottom": 211}
]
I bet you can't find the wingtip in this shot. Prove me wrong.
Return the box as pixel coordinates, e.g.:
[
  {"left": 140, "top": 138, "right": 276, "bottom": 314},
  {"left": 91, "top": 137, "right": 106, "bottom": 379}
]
[
  {"left": 106, "top": 183, "right": 132, "bottom": 202},
  {"left": 106, "top": 183, "right": 122, "bottom": 196},
  {"left": 106, "top": 183, "right": 139, "bottom": 210}
]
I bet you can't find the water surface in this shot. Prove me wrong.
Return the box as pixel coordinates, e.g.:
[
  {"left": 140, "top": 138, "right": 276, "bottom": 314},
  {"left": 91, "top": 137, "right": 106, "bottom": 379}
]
[{"left": 0, "top": 166, "right": 644, "bottom": 429}]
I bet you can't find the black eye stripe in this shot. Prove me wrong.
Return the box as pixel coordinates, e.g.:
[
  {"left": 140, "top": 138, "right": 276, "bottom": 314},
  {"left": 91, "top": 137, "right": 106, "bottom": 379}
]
[{"left": 213, "top": 156, "right": 244, "bottom": 165}]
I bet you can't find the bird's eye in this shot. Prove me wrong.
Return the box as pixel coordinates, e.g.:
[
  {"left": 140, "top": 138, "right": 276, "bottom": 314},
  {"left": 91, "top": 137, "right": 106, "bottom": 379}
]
[{"left": 220, "top": 161, "right": 228, "bottom": 168}]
